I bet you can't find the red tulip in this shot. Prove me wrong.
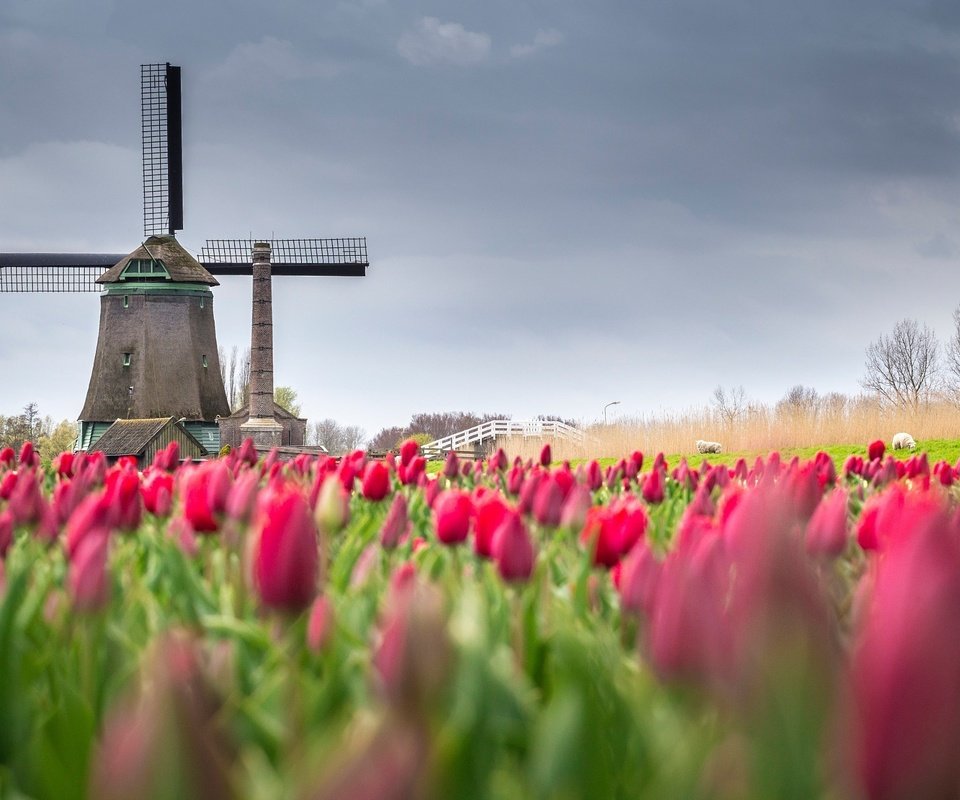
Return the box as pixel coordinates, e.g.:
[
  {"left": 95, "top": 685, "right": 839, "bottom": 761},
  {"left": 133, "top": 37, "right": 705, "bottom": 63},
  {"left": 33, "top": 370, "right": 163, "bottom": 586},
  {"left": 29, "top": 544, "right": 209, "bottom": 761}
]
[
  {"left": 103, "top": 467, "right": 143, "bottom": 532},
  {"left": 151, "top": 440, "right": 180, "bottom": 471},
  {"left": 252, "top": 488, "right": 319, "bottom": 613},
  {"left": 433, "top": 490, "right": 473, "bottom": 545},
  {"left": 492, "top": 510, "right": 535, "bottom": 582},
  {"left": 399, "top": 439, "right": 420, "bottom": 468},
  {"left": 641, "top": 468, "right": 665, "bottom": 504},
  {"left": 18, "top": 441, "right": 39, "bottom": 469},
  {"left": 141, "top": 471, "right": 174, "bottom": 517},
  {"left": 182, "top": 461, "right": 231, "bottom": 533},
  {"left": 474, "top": 495, "right": 510, "bottom": 558},
  {"left": 362, "top": 461, "right": 391, "bottom": 502},
  {"left": 52, "top": 451, "right": 75, "bottom": 479},
  {"left": 539, "top": 444, "right": 552, "bottom": 467},
  {"left": 868, "top": 439, "right": 885, "bottom": 462}
]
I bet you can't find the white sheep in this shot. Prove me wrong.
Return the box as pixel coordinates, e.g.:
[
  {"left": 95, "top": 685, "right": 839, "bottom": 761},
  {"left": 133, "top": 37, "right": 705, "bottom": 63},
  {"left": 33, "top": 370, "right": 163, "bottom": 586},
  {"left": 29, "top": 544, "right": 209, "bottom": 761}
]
[
  {"left": 891, "top": 432, "right": 916, "bottom": 451},
  {"left": 696, "top": 440, "right": 722, "bottom": 454}
]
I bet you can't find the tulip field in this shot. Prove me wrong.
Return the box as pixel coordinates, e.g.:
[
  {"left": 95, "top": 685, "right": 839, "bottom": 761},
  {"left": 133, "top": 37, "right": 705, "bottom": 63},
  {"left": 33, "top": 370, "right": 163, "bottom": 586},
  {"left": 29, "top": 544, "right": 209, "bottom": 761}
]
[{"left": 1, "top": 436, "right": 960, "bottom": 799}]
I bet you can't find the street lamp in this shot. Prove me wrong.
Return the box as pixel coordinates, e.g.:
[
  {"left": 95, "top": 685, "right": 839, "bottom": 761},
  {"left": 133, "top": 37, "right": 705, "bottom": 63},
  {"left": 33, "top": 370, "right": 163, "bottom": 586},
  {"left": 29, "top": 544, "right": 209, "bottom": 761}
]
[{"left": 603, "top": 400, "right": 621, "bottom": 425}]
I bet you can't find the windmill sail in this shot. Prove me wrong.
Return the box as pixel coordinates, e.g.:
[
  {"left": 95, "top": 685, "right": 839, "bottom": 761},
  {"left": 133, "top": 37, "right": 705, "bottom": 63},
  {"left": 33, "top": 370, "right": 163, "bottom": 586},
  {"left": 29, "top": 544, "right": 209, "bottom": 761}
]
[{"left": 142, "top": 63, "right": 183, "bottom": 236}]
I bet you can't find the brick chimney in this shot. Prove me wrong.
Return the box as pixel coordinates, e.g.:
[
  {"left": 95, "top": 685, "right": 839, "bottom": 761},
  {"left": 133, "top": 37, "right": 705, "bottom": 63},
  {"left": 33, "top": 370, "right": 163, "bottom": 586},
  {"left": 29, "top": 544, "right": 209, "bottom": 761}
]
[{"left": 240, "top": 241, "right": 283, "bottom": 448}]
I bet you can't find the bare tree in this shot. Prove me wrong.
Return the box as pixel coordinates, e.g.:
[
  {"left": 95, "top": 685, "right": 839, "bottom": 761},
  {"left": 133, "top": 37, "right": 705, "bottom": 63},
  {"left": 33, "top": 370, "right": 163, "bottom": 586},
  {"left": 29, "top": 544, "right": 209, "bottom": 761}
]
[
  {"left": 861, "top": 318, "right": 940, "bottom": 410},
  {"left": 311, "top": 418, "right": 367, "bottom": 455},
  {"left": 776, "top": 385, "right": 820, "bottom": 419},
  {"left": 945, "top": 306, "right": 960, "bottom": 405},
  {"left": 712, "top": 385, "right": 748, "bottom": 428}
]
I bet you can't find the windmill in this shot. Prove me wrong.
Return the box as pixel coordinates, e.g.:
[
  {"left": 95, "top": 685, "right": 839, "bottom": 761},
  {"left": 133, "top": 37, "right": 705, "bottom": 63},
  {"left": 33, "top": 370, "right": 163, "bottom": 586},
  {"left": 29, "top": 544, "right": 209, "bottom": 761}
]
[{"left": 0, "top": 63, "right": 369, "bottom": 454}]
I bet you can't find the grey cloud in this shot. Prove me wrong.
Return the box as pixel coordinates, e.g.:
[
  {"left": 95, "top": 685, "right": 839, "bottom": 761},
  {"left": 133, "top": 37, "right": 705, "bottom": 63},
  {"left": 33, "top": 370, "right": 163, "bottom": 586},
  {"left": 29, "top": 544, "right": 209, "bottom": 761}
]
[
  {"left": 397, "top": 17, "right": 491, "bottom": 66},
  {"left": 510, "top": 29, "right": 564, "bottom": 58}
]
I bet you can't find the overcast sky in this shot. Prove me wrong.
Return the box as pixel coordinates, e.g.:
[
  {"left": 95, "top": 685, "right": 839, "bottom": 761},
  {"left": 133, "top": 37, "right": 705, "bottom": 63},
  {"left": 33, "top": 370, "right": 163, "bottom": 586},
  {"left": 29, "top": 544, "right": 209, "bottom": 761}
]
[{"left": 2, "top": 0, "right": 960, "bottom": 439}]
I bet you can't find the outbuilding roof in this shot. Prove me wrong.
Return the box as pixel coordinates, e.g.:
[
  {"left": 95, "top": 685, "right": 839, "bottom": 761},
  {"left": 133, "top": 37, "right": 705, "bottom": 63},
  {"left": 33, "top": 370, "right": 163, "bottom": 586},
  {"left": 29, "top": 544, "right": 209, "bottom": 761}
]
[{"left": 91, "top": 418, "right": 172, "bottom": 456}]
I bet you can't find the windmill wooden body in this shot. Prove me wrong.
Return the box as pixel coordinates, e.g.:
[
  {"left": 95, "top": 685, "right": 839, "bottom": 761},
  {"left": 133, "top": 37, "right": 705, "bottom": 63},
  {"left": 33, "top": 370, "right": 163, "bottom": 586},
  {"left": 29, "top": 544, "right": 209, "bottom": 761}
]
[{"left": 0, "top": 63, "right": 368, "bottom": 454}]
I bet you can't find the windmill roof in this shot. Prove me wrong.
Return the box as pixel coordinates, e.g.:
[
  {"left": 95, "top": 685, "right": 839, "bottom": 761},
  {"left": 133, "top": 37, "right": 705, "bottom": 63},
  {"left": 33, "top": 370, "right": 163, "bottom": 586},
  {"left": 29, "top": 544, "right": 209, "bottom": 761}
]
[
  {"left": 97, "top": 235, "right": 219, "bottom": 286},
  {"left": 91, "top": 417, "right": 174, "bottom": 456}
]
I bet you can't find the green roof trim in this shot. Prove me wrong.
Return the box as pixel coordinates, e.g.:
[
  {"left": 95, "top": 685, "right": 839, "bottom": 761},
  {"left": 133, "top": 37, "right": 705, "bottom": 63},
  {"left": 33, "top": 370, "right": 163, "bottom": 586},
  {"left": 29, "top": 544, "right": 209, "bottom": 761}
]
[{"left": 120, "top": 258, "right": 170, "bottom": 280}]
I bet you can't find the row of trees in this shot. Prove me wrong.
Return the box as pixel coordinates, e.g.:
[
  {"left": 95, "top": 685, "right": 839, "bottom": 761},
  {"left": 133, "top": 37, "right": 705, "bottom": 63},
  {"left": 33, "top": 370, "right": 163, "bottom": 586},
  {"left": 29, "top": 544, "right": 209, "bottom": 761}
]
[
  {"left": 0, "top": 402, "right": 76, "bottom": 463},
  {"left": 711, "top": 311, "right": 960, "bottom": 426}
]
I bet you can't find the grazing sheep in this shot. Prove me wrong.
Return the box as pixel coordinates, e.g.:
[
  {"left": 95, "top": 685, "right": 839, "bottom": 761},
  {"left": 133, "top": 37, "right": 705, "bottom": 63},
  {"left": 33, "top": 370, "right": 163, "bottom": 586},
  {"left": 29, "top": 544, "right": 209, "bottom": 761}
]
[
  {"left": 696, "top": 440, "right": 723, "bottom": 454},
  {"left": 891, "top": 432, "right": 916, "bottom": 451}
]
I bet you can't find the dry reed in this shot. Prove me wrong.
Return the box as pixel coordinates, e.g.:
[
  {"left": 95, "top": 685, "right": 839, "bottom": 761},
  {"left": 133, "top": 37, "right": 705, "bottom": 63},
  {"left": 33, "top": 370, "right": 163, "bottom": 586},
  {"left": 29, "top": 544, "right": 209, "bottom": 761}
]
[{"left": 499, "top": 399, "right": 960, "bottom": 461}]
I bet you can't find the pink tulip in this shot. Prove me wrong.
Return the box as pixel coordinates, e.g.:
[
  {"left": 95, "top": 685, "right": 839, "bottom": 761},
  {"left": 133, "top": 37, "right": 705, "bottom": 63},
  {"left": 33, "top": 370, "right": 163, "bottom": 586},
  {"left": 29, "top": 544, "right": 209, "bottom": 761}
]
[
  {"left": 0, "top": 510, "right": 13, "bottom": 558},
  {"left": 442, "top": 451, "right": 460, "bottom": 480},
  {"left": 380, "top": 493, "right": 409, "bottom": 550},
  {"left": 851, "top": 497, "right": 960, "bottom": 800},
  {"left": 805, "top": 488, "right": 849, "bottom": 558},
  {"left": 252, "top": 488, "right": 319, "bottom": 613},
  {"left": 492, "top": 510, "right": 535, "bottom": 582},
  {"left": 618, "top": 539, "right": 660, "bottom": 618},
  {"left": 69, "top": 531, "right": 111, "bottom": 612},
  {"left": 307, "top": 595, "right": 335, "bottom": 653},
  {"left": 531, "top": 476, "right": 563, "bottom": 527}
]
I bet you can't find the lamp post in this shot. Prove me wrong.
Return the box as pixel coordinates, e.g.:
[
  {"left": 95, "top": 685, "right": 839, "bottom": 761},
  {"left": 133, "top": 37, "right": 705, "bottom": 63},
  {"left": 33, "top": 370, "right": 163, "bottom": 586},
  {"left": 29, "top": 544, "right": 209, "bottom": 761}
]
[{"left": 603, "top": 400, "right": 621, "bottom": 425}]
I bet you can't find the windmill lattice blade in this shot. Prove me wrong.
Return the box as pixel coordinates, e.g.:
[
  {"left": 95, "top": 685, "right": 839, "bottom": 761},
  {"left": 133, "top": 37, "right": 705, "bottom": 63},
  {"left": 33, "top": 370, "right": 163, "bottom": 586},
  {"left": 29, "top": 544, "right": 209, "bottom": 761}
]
[
  {"left": 0, "top": 254, "right": 123, "bottom": 292},
  {"left": 199, "top": 238, "right": 368, "bottom": 276},
  {"left": 142, "top": 63, "right": 183, "bottom": 237}
]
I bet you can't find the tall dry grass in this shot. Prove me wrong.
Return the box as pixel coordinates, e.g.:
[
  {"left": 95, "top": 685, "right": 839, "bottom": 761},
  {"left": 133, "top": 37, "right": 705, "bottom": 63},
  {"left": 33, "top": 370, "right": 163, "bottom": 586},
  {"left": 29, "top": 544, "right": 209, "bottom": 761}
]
[{"left": 499, "top": 398, "right": 960, "bottom": 461}]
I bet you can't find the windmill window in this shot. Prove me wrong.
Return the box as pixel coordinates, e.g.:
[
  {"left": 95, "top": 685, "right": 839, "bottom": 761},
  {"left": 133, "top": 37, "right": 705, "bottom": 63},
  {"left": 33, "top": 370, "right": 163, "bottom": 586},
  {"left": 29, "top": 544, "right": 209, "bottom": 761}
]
[
  {"left": 122, "top": 353, "right": 131, "bottom": 367},
  {"left": 122, "top": 295, "right": 129, "bottom": 308},
  {"left": 199, "top": 296, "right": 205, "bottom": 309},
  {"left": 202, "top": 355, "right": 208, "bottom": 368},
  {"left": 120, "top": 258, "right": 170, "bottom": 281}
]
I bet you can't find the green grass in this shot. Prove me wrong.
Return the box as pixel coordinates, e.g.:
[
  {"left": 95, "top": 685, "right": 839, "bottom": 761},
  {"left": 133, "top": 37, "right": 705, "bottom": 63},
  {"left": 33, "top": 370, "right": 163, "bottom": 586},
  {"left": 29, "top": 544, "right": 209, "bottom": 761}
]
[
  {"left": 587, "top": 439, "right": 960, "bottom": 471},
  {"left": 425, "top": 440, "right": 960, "bottom": 472}
]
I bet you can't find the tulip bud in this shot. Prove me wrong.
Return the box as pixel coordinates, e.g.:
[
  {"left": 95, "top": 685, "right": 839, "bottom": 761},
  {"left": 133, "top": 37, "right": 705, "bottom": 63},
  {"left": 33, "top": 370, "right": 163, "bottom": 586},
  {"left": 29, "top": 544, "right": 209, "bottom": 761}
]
[
  {"left": 315, "top": 475, "right": 350, "bottom": 534},
  {"left": 380, "top": 493, "right": 409, "bottom": 550},
  {"left": 307, "top": 595, "right": 335, "bottom": 653}
]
